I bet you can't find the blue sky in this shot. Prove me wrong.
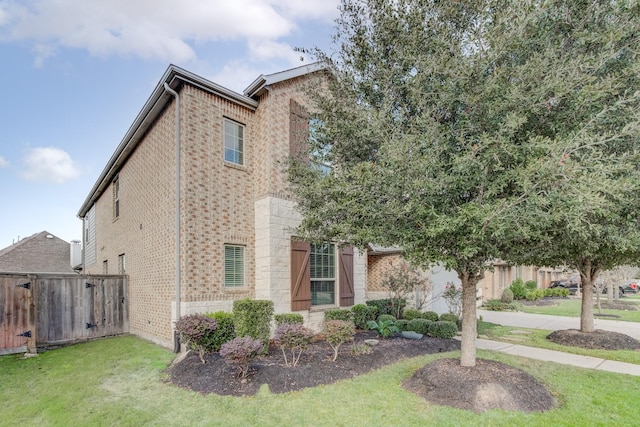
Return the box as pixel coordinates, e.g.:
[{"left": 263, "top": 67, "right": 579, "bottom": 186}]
[{"left": 0, "top": 0, "right": 338, "bottom": 249}]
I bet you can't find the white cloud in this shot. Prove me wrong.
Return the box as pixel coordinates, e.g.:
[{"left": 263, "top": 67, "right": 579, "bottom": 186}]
[
  {"left": 21, "top": 147, "right": 81, "bottom": 184},
  {"left": 0, "top": 155, "right": 8, "bottom": 168},
  {"left": 0, "top": 0, "right": 338, "bottom": 65}
]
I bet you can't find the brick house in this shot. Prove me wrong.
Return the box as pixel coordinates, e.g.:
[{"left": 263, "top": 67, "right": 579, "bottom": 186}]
[
  {"left": 77, "top": 64, "right": 366, "bottom": 349},
  {"left": 0, "top": 231, "right": 79, "bottom": 273}
]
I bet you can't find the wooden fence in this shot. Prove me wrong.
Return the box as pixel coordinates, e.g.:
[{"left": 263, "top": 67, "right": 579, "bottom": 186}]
[{"left": 0, "top": 273, "right": 128, "bottom": 355}]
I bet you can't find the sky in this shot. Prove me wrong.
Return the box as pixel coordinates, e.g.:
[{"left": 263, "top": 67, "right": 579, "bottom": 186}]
[{"left": 0, "top": 0, "right": 339, "bottom": 249}]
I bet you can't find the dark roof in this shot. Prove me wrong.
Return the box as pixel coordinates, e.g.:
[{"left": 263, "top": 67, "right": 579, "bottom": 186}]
[{"left": 0, "top": 231, "right": 76, "bottom": 274}]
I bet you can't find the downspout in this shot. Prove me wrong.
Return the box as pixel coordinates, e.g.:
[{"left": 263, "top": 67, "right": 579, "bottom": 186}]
[{"left": 164, "top": 82, "right": 181, "bottom": 353}]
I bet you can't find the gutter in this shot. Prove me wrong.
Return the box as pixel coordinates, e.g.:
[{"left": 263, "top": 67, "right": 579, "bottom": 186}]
[{"left": 163, "top": 82, "right": 182, "bottom": 353}]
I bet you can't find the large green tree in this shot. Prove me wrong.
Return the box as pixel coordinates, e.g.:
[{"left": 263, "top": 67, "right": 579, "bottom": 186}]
[{"left": 289, "top": 0, "right": 640, "bottom": 366}]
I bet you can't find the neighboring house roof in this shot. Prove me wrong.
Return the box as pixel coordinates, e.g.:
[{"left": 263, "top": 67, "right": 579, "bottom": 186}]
[
  {"left": 77, "top": 62, "right": 323, "bottom": 219},
  {"left": 367, "top": 245, "right": 404, "bottom": 255},
  {"left": 0, "top": 231, "right": 75, "bottom": 274}
]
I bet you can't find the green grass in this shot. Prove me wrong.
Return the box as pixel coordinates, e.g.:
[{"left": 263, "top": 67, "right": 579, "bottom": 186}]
[
  {"left": 478, "top": 321, "right": 640, "bottom": 365},
  {"left": 1, "top": 335, "right": 640, "bottom": 426},
  {"left": 519, "top": 297, "right": 640, "bottom": 322}
]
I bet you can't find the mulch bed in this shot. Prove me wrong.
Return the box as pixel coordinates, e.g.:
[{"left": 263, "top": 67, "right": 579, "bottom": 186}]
[
  {"left": 168, "top": 331, "right": 459, "bottom": 397},
  {"left": 547, "top": 329, "right": 640, "bottom": 350}
]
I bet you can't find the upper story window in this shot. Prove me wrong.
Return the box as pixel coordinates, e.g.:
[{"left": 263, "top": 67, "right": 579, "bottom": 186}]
[
  {"left": 113, "top": 177, "right": 120, "bottom": 219},
  {"left": 224, "top": 119, "right": 244, "bottom": 165},
  {"left": 309, "top": 117, "right": 332, "bottom": 175}
]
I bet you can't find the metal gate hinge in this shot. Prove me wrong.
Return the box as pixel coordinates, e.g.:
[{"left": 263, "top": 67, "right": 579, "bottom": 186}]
[
  {"left": 17, "top": 282, "right": 31, "bottom": 289},
  {"left": 17, "top": 330, "right": 32, "bottom": 338}
]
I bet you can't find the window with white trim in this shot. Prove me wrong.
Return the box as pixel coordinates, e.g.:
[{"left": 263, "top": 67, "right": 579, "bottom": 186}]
[
  {"left": 113, "top": 177, "right": 120, "bottom": 219},
  {"left": 224, "top": 119, "right": 244, "bottom": 165},
  {"left": 118, "top": 253, "right": 126, "bottom": 274},
  {"left": 224, "top": 245, "right": 245, "bottom": 287},
  {"left": 310, "top": 243, "right": 335, "bottom": 305}
]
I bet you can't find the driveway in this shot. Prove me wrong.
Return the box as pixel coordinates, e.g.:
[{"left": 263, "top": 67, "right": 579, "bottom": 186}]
[{"left": 477, "top": 309, "right": 640, "bottom": 340}]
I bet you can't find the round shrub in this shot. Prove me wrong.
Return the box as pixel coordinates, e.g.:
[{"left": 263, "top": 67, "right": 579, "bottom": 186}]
[
  {"left": 219, "top": 336, "right": 263, "bottom": 378},
  {"left": 407, "top": 318, "right": 432, "bottom": 335},
  {"left": 501, "top": 288, "right": 514, "bottom": 303},
  {"left": 377, "top": 314, "right": 397, "bottom": 323},
  {"left": 325, "top": 308, "right": 354, "bottom": 322},
  {"left": 175, "top": 314, "right": 219, "bottom": 363},
  {"left": 274, "top": 313, "right": 304, "bottom": 326},
  {"left": 402, "top": 308, "right": 423, "bottom": 321},
  {"left": 428, "top": 321, "right": 458, "bottom": 339},
  {"left": 352, "top": 304, "right": 378, "bottom": 329},
  {"left": 509, "top": 279, "right": 527, "bottom": 300},
  {"left": 205, "top": 311, "right": 235, "bottom": 351},
  {"left": 273, "top": 323, "right": 314, "bottom": 367},
  {"left": 439, "top": 312, "right": 459, "bottom": 324},
  {"left": 395, "top": 319, "right": 410, "bottom": 332},
  {"left": 422, "top": 311, "right": 439, "bottom": 322}
]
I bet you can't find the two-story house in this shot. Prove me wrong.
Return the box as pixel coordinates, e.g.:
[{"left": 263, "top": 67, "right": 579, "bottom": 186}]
[{"left": 77, "top": 64, "right": 366, "bottom": 349}]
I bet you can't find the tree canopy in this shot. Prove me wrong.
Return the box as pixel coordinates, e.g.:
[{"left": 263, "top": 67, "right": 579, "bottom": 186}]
[{"left": 289, "top": 0, "right": 640, "bottom": 366}]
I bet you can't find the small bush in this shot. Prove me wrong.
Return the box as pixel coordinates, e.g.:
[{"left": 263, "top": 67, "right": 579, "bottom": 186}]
[
  {"left": 510, "top": 278, "right": 527, "bottom": 300},
  {"left": 175, "top": 314, "right": 218, "bottom": 363},
  {"left": 484, "top": 299, "right": 524, "bottom": 311},
  {"left": 350, "top": 343, "right": 374, "bottom": 355},
  {"left": 274, "top": 313, "right": 304, "bottom": 326},
  {"left": 525, "top": 289, "right": 545, "bottom": 301},
  {"left": 377, "top": 314, "right": 397, "bottom": 323},
  {"left": 428, "top": 321, "right": 458, "bottom": 339},
  {"left": 402, "top": 308, "right": 423, "bottom": 321},
  {"left": 439, "top": 313, "right": 459, "bottom": 324},
  {"left": 501, "top": 288, "right": 514, "bottom": 304},
  {"left": 544, "top": 288, "right": 569, "bottom": 298},
  {"left": 422, "top": 311, "right": 439, "bottom": 322},
  {"left": 204, "top": 311, "right": 235, "bottom": 351},
  {"left": 407, "top": 318, "right": 432, "bottom": 335},
  {"left": 395, "top": 319, "right": 410, "bottom": 331},
  {"left": 323, "top": 320, "right": 355, "bottom": 361},
  {"left": 324, "top": 308, "right": 354, "bottom": 322},
  {"left": 232, "top": 299, "right": 274, "bottom": 353},
  {"left": 219, "top": 336, "right": 262, "bottom": 378},
  {"left": 525, "top": 280, "right": 538, "bottom": 291},
  {"left": 273, "top": 323, "right": 314, "bottom": 367},
  {"left": 351, "top": 304, "right": 378, "bottom": 329},
  {"left": 366, "top": 298, "right": 406, "bottom": 317},
  {"left": 367, "top": 318, "right": 399, "bottom": 338}
]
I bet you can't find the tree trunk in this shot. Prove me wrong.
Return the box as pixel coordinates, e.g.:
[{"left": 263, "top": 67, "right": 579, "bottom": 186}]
[
  {"left": 459, "top": 273, "right": 479, "bottom": 367},
  {"left": 578, "top": 260, "right": 601, "bottom": 333}
]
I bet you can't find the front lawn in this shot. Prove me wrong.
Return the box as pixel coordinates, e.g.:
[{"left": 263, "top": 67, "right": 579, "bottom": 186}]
[
  {"left": 1, "top": 335, "right": 639, "bottom": 426},
  {"left": 520, "top": 297, "right": 640, "bottom": 322}
]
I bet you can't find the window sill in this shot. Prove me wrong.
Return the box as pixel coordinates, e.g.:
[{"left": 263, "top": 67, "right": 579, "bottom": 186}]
[{"left": 224, "top": 161, "right": 247, "bottom": 172}]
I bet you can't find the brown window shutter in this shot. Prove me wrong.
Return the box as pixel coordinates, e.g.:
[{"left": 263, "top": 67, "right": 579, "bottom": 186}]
[
  {"left": 339, "top": 246, "right": 355, "bottom": 306},
  {"left": 291, "top": 239, "right": 311, "bottom": 311},
  {"left": 290, "top": 99, "right": 309, "bottom": 162}
]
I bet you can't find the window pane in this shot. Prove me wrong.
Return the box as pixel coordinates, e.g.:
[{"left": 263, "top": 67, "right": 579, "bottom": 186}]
[
  {"left": 224, "top": 119, "right": 244, "bottom": 165},
  {"left": 310, "top": 243, "right": 335, "bottom": 305},
  {"left": 224, "top": 245, "right": 244, "bottom": 287}
]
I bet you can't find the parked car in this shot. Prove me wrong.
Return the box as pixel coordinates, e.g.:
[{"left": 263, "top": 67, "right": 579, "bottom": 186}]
[
  {"left": 622, "top": 282, "right": 639, "bottom": 294},
  {"left": 550, "top": 280, "right": 625, "bottom": 296}
]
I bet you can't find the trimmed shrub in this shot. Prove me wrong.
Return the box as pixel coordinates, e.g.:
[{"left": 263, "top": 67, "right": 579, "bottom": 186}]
[
  {"left": 274, "top": 313, "right": 304, "bottom": 326},
  {"left": 545, "top": 288, "right": 569, "bottom": 298},
  {"left": 428, "top": 321, "right": 458, "bottom": 339},
  {"left": 325, "top": 308, "right": 354, "bottom": 322},
  {"left": 422, "top": 311, "right": 439, "bottom": 322},
  {"left": 509, "top": 278, "right": 527, "bottom": 300},
  {"left": 204, "top": 311, "right": 235, "bottom": 351},
  {"left": 501, "top": 288, "right": 514, "bottom": 304},
  {"left": 351, "top": 304, "right": 378, "bottom": 329},
  {"left": 175, "top": 314, "right": 218, "bottom": 364},
  {"left": 273, "top": 323, "right": 314, "bottom": 367},
  {"left": 407, "top": 318, "right": 432, "bottom": 335},
  {"left": 232, "top": 299, "right": 274, "bottom": 353},
  {"left": 439, "top": 312, "right": 459, "bottom": 324},
  {"left": 323, "top": 320, "right": 355, "bottom": 361},
  {"left": 395, "top": 319, "right": 410, "bottom": 332},
  {"left": 219, "top": 336, "right": 262, "bottom": 378},
  {"left": 525, "top": 280, "right": 538, "bottom": 291},
  {"left": 377, "top": 314, "right": 397, "bottom": 323},
  {"left": 366, "top": 298, "right": 406, "bottom": 317},
  {"left": 402, "top": 308, "right": 423, "bottom": 321}
]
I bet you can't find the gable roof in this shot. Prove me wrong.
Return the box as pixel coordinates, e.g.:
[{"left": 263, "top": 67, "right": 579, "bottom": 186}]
[
  {"left": 0, "top": 231, "right": 75, "bottom": 274},
  {"left": 244, "top": 62, "right": 326, "bottom": 98}
]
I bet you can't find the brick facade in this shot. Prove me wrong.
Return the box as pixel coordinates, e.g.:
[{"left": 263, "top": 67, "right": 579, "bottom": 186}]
[{"left": 79, "top": 65, "right": 365, "bottom": 348}]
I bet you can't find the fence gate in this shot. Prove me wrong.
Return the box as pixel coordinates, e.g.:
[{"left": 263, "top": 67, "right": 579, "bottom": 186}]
[{"left": 0, "top": 276, "right": 34, "bottom": 355}]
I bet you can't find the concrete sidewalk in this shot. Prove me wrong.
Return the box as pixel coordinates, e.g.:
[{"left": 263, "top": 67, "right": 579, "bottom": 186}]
[{"left": 472, "top": 309, "right": 640, "bottom": 377}]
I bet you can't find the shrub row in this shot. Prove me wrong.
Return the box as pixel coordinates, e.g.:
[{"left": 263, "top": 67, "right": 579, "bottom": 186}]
[{"left": 483, "top": 299, "right": 523, "bottom": 311}]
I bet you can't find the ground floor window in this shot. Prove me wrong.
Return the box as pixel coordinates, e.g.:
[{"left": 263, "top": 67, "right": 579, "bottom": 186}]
[
  {"left": 310, "top": 243, "right": 335, "bottom": 305},
  {"left": 224, "top": 245, "right": 245, "bottom": 287}
]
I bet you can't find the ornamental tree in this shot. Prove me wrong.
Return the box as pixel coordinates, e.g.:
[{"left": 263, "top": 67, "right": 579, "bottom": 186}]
[{"left": 289, "top": 0, "right": 640, "bottom": 366}]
